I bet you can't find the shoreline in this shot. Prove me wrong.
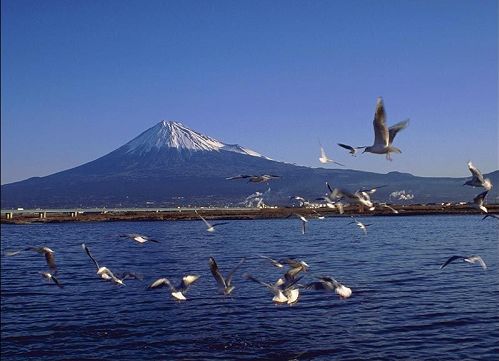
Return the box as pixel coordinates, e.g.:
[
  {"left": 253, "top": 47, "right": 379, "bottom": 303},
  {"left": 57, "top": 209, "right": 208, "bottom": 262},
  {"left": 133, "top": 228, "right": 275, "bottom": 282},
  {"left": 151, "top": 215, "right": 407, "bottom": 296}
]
[{"left": 1, "top": 205, "right": 498, "bottom": 225}]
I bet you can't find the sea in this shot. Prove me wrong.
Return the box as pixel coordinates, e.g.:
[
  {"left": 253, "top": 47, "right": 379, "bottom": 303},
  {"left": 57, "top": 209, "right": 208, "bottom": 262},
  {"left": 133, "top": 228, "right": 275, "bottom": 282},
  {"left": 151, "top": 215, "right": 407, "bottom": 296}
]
[{"left": 1, "top": 215, "right": 498, "bottom": 360}]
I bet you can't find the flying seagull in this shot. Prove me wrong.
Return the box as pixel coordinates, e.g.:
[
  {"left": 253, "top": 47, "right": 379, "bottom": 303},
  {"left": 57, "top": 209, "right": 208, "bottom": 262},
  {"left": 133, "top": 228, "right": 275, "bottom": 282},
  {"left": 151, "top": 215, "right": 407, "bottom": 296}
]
[
  {"left": 440, "top": 255, "right": 487, "bottom": 270},
  {"left": 195, "top": 210, "right": 228, "bottom": 232},
  {"left": 363, "top": 97, "right": 409, "bottom": 160},
  {"left": 226, "top": 174, "right": 280, "bottom": 183},
  {"left": 4, "top": 246, "right": 59, "bottom": 271},
  {"left": 319, "top": 145, "right": 344, "bottom": 166},
  {"left": 337, "top": 143, "right": 364, "bottom": 156},
  {"left": 473, "top": 190, "right": 488, "bottom": 213},
  {"left": 327, "top": 182, "right": 375, "bottom": 211},
  {"left": 349, "top": 216, "right": 371, "bottom": 235},
  {"left": 119, "top": 233, "right": 159, "bottom": 244},
  {"left": 148, "top": 275, "right": 200, "bottom": 301},
  {"left": 464, "top": 161, "right": 492, "bottom": 191},
  {"left": 305, "top": 276, "right": 352, "bottom": 299},
  {"left": 379, "top": 203, "right": 399, "bottom": 214},
  {"left": 81, "top": 243, "right": 125, "bottom": 285},
  {"left": 208, "top": 257, "right": 246, "bottom": 295}
]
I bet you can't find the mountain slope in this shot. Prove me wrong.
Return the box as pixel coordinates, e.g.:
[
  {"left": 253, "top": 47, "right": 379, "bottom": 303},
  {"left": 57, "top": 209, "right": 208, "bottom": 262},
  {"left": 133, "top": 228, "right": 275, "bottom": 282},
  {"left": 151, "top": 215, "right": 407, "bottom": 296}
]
[{"left": 1, "top": 121, "right": 497, "bottom": 208}]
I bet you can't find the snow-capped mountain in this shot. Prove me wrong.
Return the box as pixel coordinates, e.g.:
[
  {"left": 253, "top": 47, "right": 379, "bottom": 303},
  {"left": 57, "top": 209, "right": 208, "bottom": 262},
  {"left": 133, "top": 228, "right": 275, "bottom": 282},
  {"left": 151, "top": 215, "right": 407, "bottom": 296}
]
[
  {"left": 125, "top": 120, "right": 268, "bottom": 158},
  {"left": 2, "top": 121, "right": 498, "bottom": 208}
]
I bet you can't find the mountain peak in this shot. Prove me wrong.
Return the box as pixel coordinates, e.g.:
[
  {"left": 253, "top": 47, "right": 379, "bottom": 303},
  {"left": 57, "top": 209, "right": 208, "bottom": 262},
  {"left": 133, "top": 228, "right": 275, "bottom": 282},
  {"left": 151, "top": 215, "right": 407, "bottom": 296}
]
[{"left": 124, "top": 120, "right": 268, "bottom": 158}]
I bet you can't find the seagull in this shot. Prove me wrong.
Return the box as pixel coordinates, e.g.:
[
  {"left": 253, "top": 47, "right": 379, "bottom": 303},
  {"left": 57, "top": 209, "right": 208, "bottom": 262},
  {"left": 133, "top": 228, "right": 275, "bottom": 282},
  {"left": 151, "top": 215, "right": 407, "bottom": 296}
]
[
  {"left": 290, "top": 195, "right": 309, "bottom": 207},
  {"left": 226, "top": 174, "right": 280, "bottom": 183},
  {"left": 440, "top": 255, "right": 487, "bottom": 270},
  {"left": 464, "top": 161, "right": 492, "bottom": 190},
  {"left": 305, "top": 276, "right": 352, "bottom": 299},
  {"left": 473, "top": 190, "right": 488, "bottom": 213},
  {"left": 319, "top": 145, "right": 344, "bottom": 166},
  {"left": 195, "top": 210, "right": 228, "bottom": 232},
  {"left": 40, "top": 271, "right": 63, "bottom": 288},
  {"left": 312, "top": 209, "right": 325, "bottom": 219},
  {"left": 148, "top": 275, "right": 200, "bottom": 301},
  {"left": 363, "top": 97, "right": 409, "bottom": 160},
  {"left": 4, "top": 246, "right": 57, "bottom": 272},
  {"left": 379, "top": 203, "right": 399, "bottom": 214},
  {"left": 208, "top": 257, "right": 246, "bottom": 295},
  {"left": 327, "top": 182, "right": 375, "bottom": 211},
  {"left": 119, "top": 233, "right": 159, "bottom": 244},
  {"left": 81, "top": 243, "right": 125, "bottom": 285},
  {"left": 349, "top": 216, "right": 371, "bottom": 235},
  {"left": 337, "top": 143, "right": 364, "bottom": 156},
  {"left": 244, "top": 273, "right": 303, "bottom": 305}
]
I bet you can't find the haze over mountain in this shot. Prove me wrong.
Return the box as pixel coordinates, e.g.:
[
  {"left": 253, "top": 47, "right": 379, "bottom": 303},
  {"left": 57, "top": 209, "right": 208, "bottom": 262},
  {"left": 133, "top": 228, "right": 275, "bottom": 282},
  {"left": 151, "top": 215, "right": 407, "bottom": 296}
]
[{"left": 1, "top": 121, "right": 497, "bottom": 208}]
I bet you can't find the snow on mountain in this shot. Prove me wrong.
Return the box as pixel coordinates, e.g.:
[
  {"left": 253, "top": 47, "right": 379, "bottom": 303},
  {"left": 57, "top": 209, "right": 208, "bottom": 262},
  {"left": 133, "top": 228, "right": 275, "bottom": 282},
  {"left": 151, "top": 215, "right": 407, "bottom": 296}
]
[{"left": 125, "top": 120, "right": 269, "bottom": 158}]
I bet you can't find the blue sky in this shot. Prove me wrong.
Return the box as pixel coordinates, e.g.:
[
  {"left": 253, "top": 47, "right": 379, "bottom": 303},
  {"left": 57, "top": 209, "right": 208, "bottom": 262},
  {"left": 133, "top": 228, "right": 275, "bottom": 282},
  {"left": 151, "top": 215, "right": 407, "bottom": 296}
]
[{"left": 1, "top": 0, "right": 497, "bottom": 184}]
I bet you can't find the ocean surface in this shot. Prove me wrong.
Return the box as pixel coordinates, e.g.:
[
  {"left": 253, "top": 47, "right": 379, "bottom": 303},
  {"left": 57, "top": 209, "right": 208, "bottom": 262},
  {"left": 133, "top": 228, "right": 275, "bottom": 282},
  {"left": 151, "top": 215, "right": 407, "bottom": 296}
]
[{"left": 1, "top": 215, "right": 498, "bottom": 360}]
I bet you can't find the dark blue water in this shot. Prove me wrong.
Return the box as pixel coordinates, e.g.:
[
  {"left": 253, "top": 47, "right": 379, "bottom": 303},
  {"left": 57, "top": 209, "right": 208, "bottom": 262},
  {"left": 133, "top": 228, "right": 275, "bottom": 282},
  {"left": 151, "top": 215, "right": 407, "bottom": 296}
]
[{"left": 1, "top": 215, "right": 498, "bottom": 360}]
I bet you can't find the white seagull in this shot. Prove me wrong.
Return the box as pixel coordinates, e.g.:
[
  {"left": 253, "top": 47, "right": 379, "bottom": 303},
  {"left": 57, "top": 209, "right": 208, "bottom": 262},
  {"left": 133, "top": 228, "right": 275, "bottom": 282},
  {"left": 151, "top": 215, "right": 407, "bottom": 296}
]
[
  {"left": 305, "top": 276, "right": 352, "bottom": 299},
  {"left": 319, "top": 145, "right": 344, "bottom": 166},
  {"left": 120, "top": 233, "right": 159, "bottom": 244},
  {"left": 363, "top": 97, "right": 409, "bottom": 160},
  {"left": 148, "top": 275, "right": 200, "bottom": 301},
  {"left": 209, "top": 257, "right": 246, "bottom": 295},
  {"left": 226, "top": 174, "right": 280, "bottom": 183},
  {"left": 82, "top": 243, "right": 125, "bottom": 285},
  {"left": 327, "top": 183, "right": 375, "bottom": 211},
  {"left": 440, "top": 255, "right": 487, "bottom": 270},
  {"left": 464, "top": 161, "right": 492, "bottom": 190},
  {"left": 349, "top": 216, "right": 371, "bottom": 235},
  {"left": 195, "top": 210, "right": 228, "bottom": 232}
]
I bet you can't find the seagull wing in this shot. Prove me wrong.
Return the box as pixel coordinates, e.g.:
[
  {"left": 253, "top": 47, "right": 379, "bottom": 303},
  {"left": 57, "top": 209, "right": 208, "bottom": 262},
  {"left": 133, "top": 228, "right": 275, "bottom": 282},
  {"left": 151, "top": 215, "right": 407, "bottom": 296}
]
[
  {"left": 209, "top": 257, "right": 227, "bottom": 289},
  {"left": 244, "top": 273, "right": 273, "bottom": 289},
  {"left": 82, "top": 243, "right": 100, "bottom": 270},
  {"left": 226, "top": 175, "right": 251, "bottom": 180},
  {"left": 320, "top": 146, "right": 328, "bottom": 159},
  {"left": 388, "top": 119, "right": 409, "bottom": 144},
  {"left": 148, "top": 277, "right": 173, "bottom": 290},
  {"left": 196, "top": 212, "right": 212, "bottom": 228},
  {"left": 337, "top": 143, "right": 355, "bottom": 152},
  {"left": 440, "top": 255, "right": 465, "bottom": 269},
  {"left": 474, "top": 190, "right": 488, "bottom": 205},
  {"left": 373, "top": 97, "right": 389, "bottom": 147},
  {"left": 467, "top": 255, "right": 487, "bottom": 270},
  {"left": 44, "top": 251, "right": 57, "bottom": 272},
  {"left": 226, "top": 258, "right": 246, "bottom": 285},
  {"left": 467, "top": 161, "right": 484, "bottom": 183},
  {"left": 51, "top": 275, "right": 64, "bottom": 288},
  {"left": 180, "top": 275, "right": 200, "bottom": 292},
  {"left": 259, "top": 255, "right": 284, "bottom": 268},
  {"left": 305, "top": 281, "right": 330, "bottom": 291}
]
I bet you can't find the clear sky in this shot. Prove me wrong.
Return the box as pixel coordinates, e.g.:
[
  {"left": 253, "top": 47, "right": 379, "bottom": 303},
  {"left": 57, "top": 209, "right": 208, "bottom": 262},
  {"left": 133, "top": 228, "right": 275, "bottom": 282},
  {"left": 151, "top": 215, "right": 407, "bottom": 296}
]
[{"left": 1, "top": 0, "right": 497, "bottom": 184}]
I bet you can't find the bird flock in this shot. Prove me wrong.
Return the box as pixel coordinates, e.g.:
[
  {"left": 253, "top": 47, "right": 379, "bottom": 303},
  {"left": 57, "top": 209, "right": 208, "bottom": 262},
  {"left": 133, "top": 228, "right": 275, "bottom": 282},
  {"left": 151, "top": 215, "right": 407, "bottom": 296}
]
[{"left": 3, "top": 97, "right": 495, "bottom": 305}]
